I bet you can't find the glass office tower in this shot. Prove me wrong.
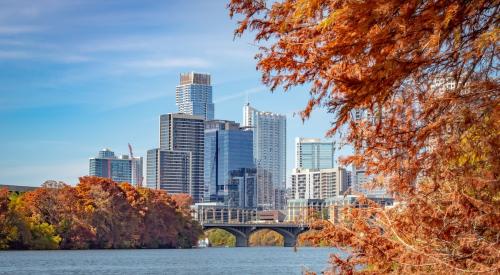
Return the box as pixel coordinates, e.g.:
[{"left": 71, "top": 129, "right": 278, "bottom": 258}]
[
  {"left": 204, "top": 120, "right": 255, "bottom": 207},
  {"left": 89, "top": 148, "right": 142, "bottom": 184}
]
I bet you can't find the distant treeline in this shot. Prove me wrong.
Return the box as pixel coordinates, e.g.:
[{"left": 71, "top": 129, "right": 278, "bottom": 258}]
[{"left": 0, "top": 177, "right": 202, "bottom": 250}]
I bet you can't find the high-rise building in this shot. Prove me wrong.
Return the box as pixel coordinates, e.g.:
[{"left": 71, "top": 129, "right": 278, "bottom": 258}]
[
  {"left": 89, "top": 148, "right": 143, "bottom": 184},
  {"left": 146, "top": 148, "right": 191, "bottom": 192},
  {"left": 352, "top": 108, "right": 388, "bottom": 197},
  {"left": 290, "top": 167, "right": 349, "bottom": 200},
  {"left": 176, "top": 72, "right": 214, "bottom": 120},
  {"left": 131, "top": 156, "right": 143, "bottom": 187},
  {"left": 204, "top": 120, "right": 255, "bottom": 207},
  {"left": 243, "top": 103, "right": 286, "bottom": 209},
  {"left": 152, "top": 113, "right": 205, "bottom": 202},
  {"left": 227, "top": 168, "right": 257, "bottom": 208},
  {"left": 295, "top": 138, "right": 335, "bottom": 169}
]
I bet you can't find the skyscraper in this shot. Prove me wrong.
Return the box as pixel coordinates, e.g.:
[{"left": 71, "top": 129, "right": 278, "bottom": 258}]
[
  {"left": 204, "top": 120, "right": 255, "bottom": 207},
  {"left": 352, "top": 108, "right": 388, "bottom": 197},
  {"left": 152, "top": 113, "right": 205, "bottom": 202},
  {"left": 227, "top": 168, "right": 257, "bottom": 208},
  {"left": 89, "top": 148, "right": 143, "bottom": 184},
  {"left": 176, "top": 72, "right": 214, "bottom": 120},
  {"left": 243, "top": 103, "right": 286, "bottom": 209},
  {"left": 295, "top": 138, "right": 335, "bottom": 169},
  {"left": 146, "top": 148, "right": 191, "bottom": 193}
]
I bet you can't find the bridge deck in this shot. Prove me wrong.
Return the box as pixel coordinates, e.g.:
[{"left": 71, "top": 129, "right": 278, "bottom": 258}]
[{"left": 202, "top": 222, "right": 308, "bottom": 228}]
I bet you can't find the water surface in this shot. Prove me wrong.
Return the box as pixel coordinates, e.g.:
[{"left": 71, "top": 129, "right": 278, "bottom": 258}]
[{"left": 0, "top": 247, "right": 338, "bottom": 274}]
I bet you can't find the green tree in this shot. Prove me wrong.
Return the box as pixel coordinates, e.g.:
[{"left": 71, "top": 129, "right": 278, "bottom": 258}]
[{"left": 206, "top": 229, "right": 236, "bottom": 247}]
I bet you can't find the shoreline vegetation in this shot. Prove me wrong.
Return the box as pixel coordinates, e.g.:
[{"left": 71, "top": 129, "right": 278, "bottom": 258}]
[{"left": 0, "top": 177, "right": 201, "bottom": 250}]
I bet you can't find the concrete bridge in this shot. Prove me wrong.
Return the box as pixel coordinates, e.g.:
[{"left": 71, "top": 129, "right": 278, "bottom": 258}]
[{"left": 202, "top": 223, "right": 309, "bottom": 247}]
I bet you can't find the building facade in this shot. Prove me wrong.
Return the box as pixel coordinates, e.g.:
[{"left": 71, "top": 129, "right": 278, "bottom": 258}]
[
  {"left": 204, "top": 120, "right": 255, "bottom": 207},
  {"left": 286, "top": 196, "right": 394, "bottom": 223},
  {"left": 176, "top": 72, "right": 214, "bottom": 120},
  {"left": 146, "top": 149, "right": 191, "bottom": 193},
  {"left": 227, "top": 168, "right": 257, "bottom": 208},
  {"left": 352, "top": 108, "right": 388, "bottom": 197},
  {"left": 151, "top": 113, "right": 205, "bottom": 202},
  {"left": 290, "top": 167, "right": 349, "bottom": 200},
  {"left": 295, "top": 138, "right": 335, "bottom": 169},
  {"left": 89, "top": 148, "right": 142, "bottom": 184},
  {"left": 243, "top": 103, "right": 286, "bottom": 209}
]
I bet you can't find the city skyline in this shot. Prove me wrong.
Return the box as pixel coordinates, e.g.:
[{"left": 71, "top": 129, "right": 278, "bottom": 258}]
[{"left": 0, "top": 0, "right": 350, "bottom": 187}]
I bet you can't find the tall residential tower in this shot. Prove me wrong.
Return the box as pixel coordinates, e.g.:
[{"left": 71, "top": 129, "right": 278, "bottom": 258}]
[
  {"left": 243, "top": 103, "right": 286, "bottom": 209},
  {"left": 147, "top": 113, "right": 205, "bottom": 203},
  {"left": 176, "top": 72, "right": 214, "bottom": 120}
]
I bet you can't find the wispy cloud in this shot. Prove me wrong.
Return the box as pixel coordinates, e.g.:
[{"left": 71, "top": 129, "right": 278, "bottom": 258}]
[
  {"left": 0, "top": 25, "right": 42, "bottom": 35},
  {"left": 214, "top": 86, "right": 266, "bottom": 103},
  {"left": 0, "top": 50, "right": 32, "bottom": 59},
  {"left": 0, "top": 49, "right": 91, "bottom": 63},
  {"left": 125, "top": 57, "right": 211, "bottom": 70}
]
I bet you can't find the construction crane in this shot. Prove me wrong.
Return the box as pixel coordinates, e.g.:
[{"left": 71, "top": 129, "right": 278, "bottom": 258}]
[
  {"left": 128, "top": 143, "right": 134, "bottom": 159},
  {"left": 128, "top": 143, "right": 143, "bottom": 188}
]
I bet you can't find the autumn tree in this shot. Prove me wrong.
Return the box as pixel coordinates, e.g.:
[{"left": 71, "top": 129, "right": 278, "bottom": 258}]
[
  {"left": 229, "top": 0, "right": 499, "bottom": 273},
  {"left": 0, "top": 177, "right": 202, "bottom": 250}
]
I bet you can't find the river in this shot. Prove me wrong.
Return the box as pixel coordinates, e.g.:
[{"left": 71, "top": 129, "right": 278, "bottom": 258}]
[{"left": 0, "top": 247, "right": 340, "bottom": 274}]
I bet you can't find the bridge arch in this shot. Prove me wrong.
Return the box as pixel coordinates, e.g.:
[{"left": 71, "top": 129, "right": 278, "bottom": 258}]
[
  {"left": 202, "top": 223, "right": 310, "bottom": 247},
  {"left": 203, "top": 226, "right": 248, "bottom": 247},
  {"left": 248, "top": 227, "right": 292, "bottom": 247}
]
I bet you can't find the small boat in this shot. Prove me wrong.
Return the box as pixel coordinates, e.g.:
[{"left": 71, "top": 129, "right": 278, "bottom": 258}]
[{"left": 198, "top": 238, "right": 210, "bottom": 248}]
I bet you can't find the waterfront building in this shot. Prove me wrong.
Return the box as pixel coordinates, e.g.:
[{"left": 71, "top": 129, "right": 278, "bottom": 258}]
[
  {"left": 146, "top": 148, "right": 191, "bottom": 193},
  {"left": 89, "top": 148, "right": 143, "bottom": 184},
  {"left": 285, "top": 198, "right": 325, "bottom": 223},
  {"left": 204, "top": 120, "right": 255, "bottom": 207},
  {"left": 295, "top": 138, "right": 335, "bottom": 169},
  {"left": 176, "top": 72, "right": 214, "bottom": 120},
  {"left": 286, "top": 196, "right": 394, "bottom": 223},
  {"left": 191, "top": 202, "right": 257, "bottom": 223},
  {"left": 152, "top": 113, "right": 205, "bottom": 202},
  {"left": 256, "top": 210, "right": 286, "bottom": 223},
  {"left": 290, "top": 167, "right": 349, "bottom": 200},
  {"left": 242, "top": 103, "right": 286, "bottom": 209},
  {"left": 227, "top": 168, "right": 257, "bottom": 208}
]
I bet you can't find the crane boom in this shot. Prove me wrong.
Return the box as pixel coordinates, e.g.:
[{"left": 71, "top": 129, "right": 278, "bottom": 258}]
[{"left": 128, "top": 143, "right": 134, "bottom": 158}]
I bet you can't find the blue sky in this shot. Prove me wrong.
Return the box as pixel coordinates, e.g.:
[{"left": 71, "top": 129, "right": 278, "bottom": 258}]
[{"left": 0, "top": 0, "right": 350, "bottom": 187}]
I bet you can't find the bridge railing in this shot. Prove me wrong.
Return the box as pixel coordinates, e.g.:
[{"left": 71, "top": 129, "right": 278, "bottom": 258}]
[{"left": 200, "top": 220, "right": 309, "bottom": 227}]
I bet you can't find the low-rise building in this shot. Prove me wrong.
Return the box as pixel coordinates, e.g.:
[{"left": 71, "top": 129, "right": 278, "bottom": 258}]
[
  {"left": 286, "top": 196, "right": 394, "bottom": 224},
  {"left": 256, "top": 210, "right": 286, "bottom": 223},
  {"left": 290, "top": 167, "right": 349, "bottom": 200},
  {"left": 192, "top": 202, "right": 257, "bottom": 224}
]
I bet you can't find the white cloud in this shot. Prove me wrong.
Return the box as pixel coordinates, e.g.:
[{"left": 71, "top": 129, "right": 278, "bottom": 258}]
[{"left": 0, "top": 25, "right": 42, "bottom": 34}]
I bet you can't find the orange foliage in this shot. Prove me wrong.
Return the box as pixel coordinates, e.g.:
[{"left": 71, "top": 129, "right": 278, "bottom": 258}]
[
  {"left": 0, "top": 177, "right": 202, "bottom": 249},
  {"left": 229, "top": 0, "right": 499, "bottom": 273}
]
